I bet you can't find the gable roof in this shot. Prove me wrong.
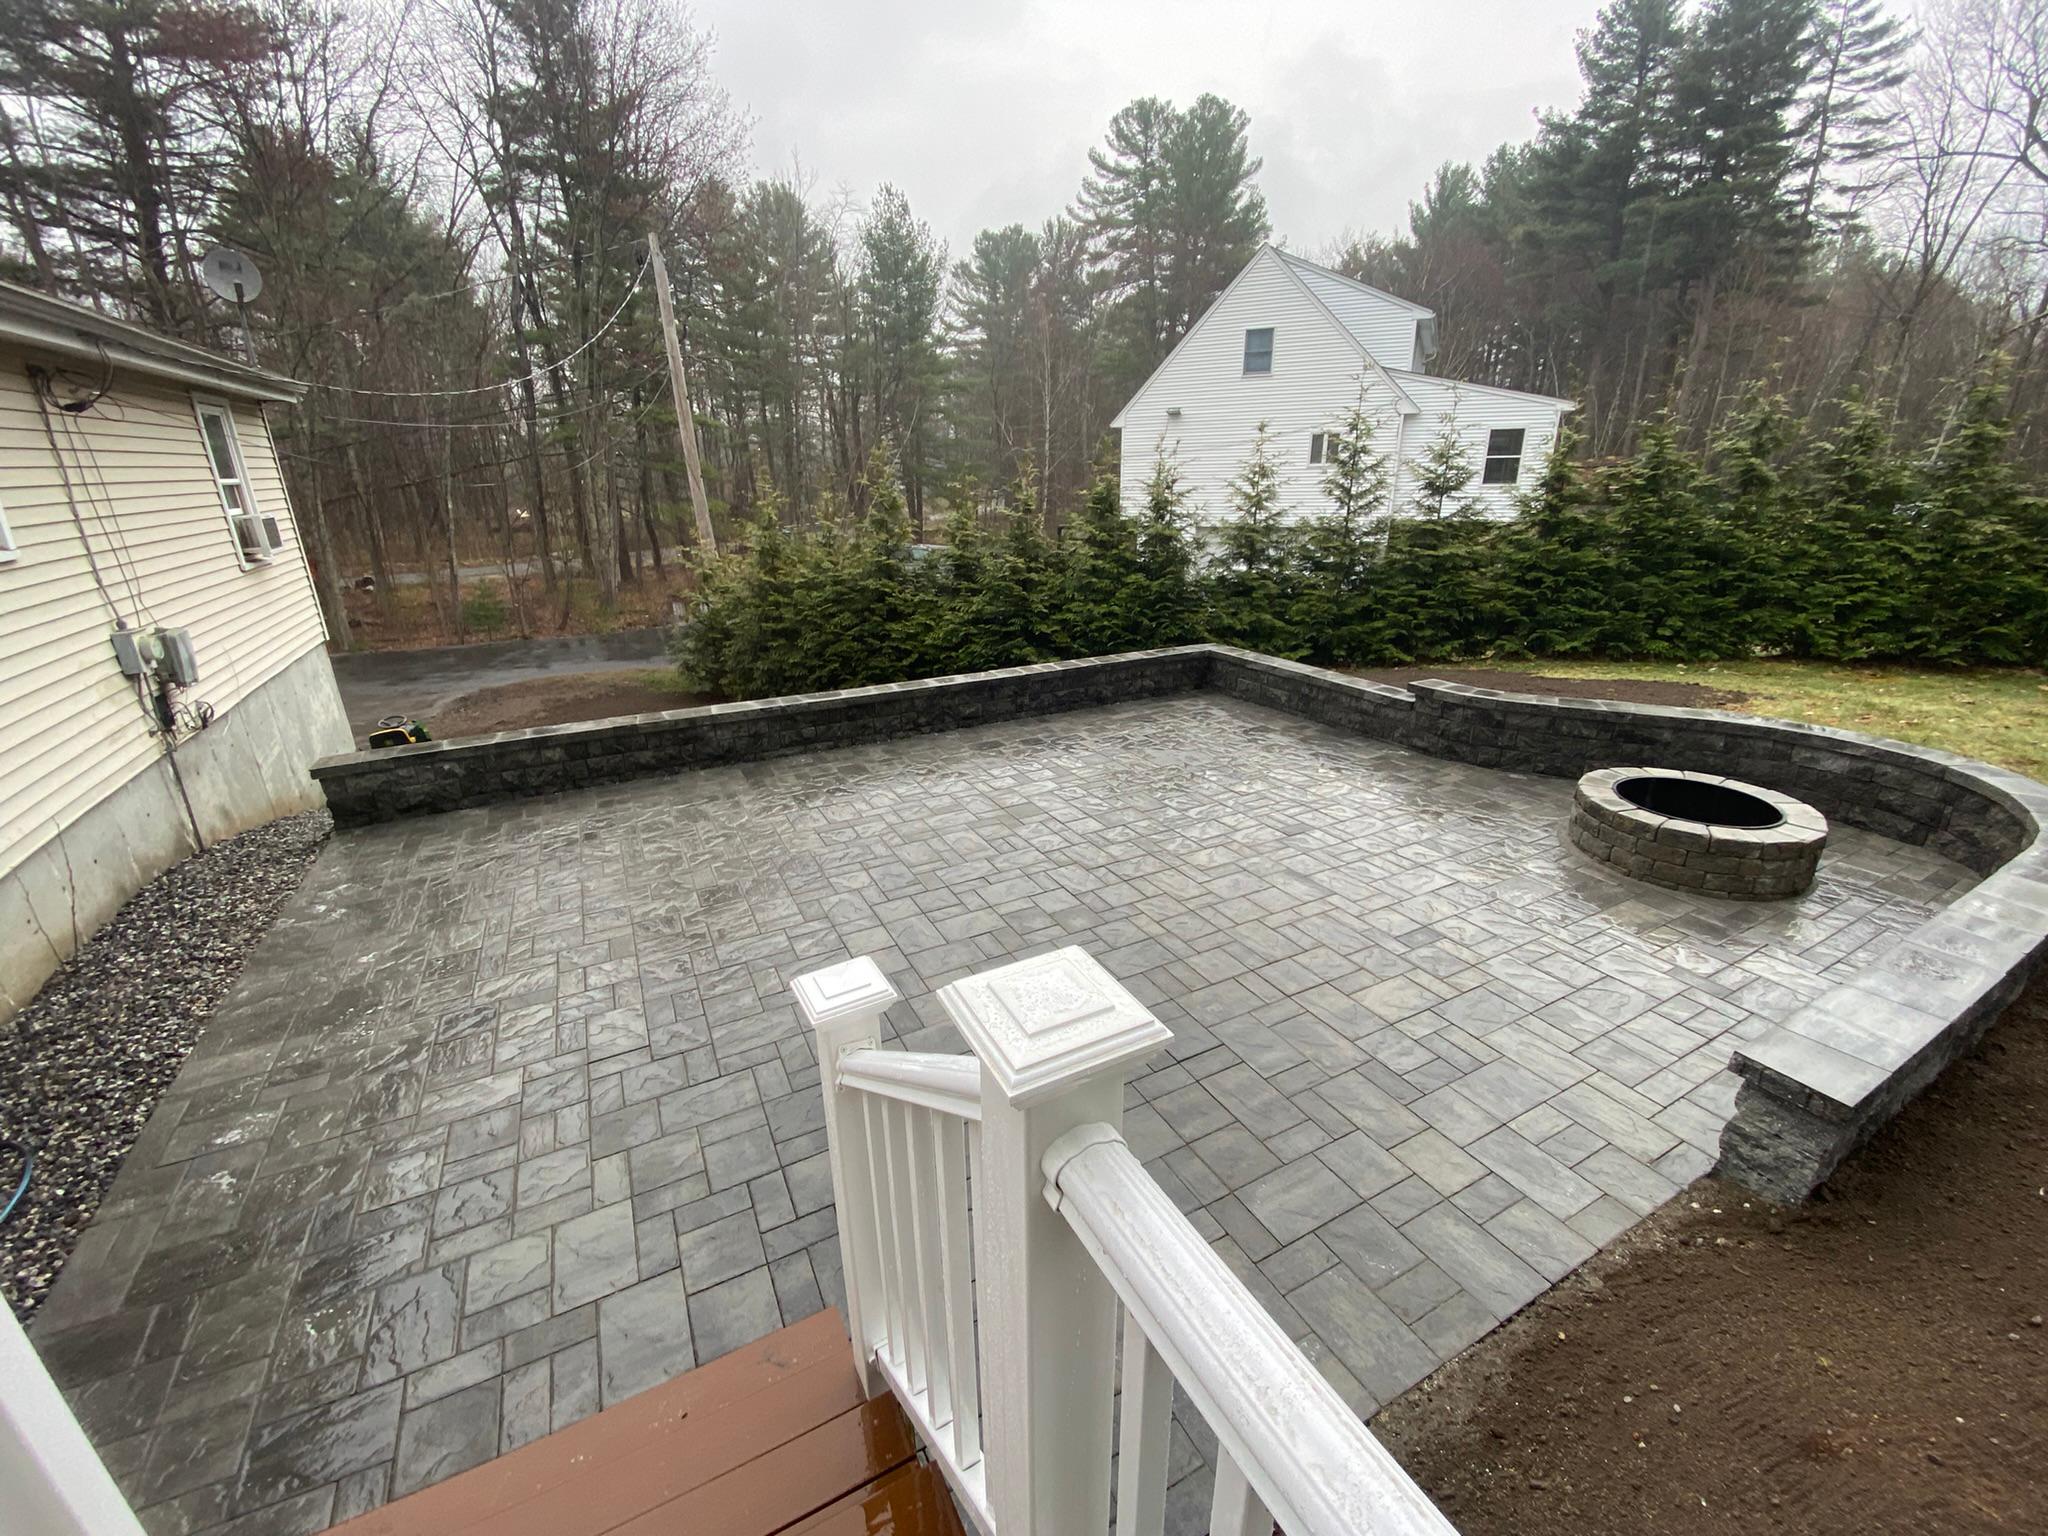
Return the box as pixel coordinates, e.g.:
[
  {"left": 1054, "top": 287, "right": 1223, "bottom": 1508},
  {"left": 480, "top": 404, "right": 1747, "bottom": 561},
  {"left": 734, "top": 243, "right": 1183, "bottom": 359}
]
[
  {"left": 1276, "top": 250, "right": 1435, "bottom": 320},
  {"left": 1268, "top": 252, "right": 1421, "bottom": 416},
  {"left": 0, "top": 279, "right": 302, "bottom": 404},
  {"left": 1109, "top": 245, "right": 1419, "bottom": 430},
  {"left": 1385, "top": 368, "right": 1578, "bottom": 412}
]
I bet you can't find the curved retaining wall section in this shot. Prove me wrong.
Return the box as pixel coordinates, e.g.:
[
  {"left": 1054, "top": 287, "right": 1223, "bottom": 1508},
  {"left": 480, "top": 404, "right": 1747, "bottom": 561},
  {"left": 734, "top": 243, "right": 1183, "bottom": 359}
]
[
  {"left": 1205, "top": 648, "right": 2048, "bottom": 1201},
  {"left": 311, "top": 645, "right": 2048, "bottom": 1202}
]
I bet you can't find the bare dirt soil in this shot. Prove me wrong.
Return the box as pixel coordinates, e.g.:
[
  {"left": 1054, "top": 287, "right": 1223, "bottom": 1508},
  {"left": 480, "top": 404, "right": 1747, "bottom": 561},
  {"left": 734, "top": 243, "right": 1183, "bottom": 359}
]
[
  {"left": 1374, "top": 976, "right": 2048, "bottom": 1536},
  {"left": 427, "top": 670, "right": 717, "bottom": 737},
  {"left": 1355, "top": 665, "right": 1750, "bottom": 711}
]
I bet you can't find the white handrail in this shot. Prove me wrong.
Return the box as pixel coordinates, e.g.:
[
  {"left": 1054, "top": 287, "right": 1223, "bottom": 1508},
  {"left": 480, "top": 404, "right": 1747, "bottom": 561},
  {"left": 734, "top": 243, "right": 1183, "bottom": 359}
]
[
  {"left": 836, "top": 1047, "right": 983, "bottom": 1121},
  {"left": 1044, "top": 1125, "right": 1461, "bottom": 1536}
]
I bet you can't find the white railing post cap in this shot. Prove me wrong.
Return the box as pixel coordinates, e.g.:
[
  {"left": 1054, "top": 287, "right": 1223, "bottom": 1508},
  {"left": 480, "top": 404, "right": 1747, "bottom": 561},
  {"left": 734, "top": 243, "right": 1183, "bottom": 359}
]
[
  {"left": 792, "top": 955, "right": 902, "bottom": 1029},
  {"left": 937, "top": 946, "right": 1172, "bottom": 1108}
]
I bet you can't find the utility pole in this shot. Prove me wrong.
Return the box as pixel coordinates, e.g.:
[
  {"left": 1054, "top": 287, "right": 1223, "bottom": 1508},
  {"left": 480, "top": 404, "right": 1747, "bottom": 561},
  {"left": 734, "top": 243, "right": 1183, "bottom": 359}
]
[{"left": 647, "top": 234, "right": 717, "bottom": 557}]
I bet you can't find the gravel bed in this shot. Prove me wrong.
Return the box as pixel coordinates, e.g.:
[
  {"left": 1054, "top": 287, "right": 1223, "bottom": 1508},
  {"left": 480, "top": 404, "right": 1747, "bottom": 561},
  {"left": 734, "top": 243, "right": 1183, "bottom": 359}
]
[{"left": 1, "top": 811, "right": 330, "bottom": 1322}]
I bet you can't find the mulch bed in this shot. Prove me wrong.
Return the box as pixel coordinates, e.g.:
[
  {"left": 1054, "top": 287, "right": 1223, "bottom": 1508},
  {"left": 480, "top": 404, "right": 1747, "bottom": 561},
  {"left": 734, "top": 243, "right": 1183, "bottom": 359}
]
[
  {"left": 0, "top": 812, "right": 330, "bottom": 1322},
  {"left": 1354, "top": 665, "right": 1750, "bottom": 711},
  {"left": 1374, "top": 973, "right": 2048, "bottom": 1535},
  {"left": 428, "top": 671, "right": 718, "bottom": 737}
]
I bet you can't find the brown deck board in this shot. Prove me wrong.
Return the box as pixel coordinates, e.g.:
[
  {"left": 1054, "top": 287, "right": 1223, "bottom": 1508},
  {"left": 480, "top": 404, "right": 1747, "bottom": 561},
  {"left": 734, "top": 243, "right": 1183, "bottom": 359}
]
[
  {"left": 331, "top": 1308, "right": 866, "bottom": 1536},
  {"left": 781, "top": 1461, "right": 968, "bottom": 1535},
  {"left": 610, "top": 1396, "right": 918, "bottom": 1536}
]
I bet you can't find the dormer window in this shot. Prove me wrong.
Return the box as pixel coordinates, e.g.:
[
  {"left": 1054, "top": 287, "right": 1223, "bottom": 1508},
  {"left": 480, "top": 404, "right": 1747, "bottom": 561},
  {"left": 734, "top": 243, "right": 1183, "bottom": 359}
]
[{"left": 1243, "top": 328, "right": 1274, "bottom": 374}]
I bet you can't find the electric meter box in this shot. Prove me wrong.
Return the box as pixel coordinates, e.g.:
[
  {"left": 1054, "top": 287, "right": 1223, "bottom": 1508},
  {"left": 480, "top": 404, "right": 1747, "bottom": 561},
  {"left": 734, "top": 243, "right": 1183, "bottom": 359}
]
[
  {"left": 155, "top": 627, "right": 200, "bottom": 687},
  {"left": 110, "top": 627, "right": 161, "bottom": 677}
]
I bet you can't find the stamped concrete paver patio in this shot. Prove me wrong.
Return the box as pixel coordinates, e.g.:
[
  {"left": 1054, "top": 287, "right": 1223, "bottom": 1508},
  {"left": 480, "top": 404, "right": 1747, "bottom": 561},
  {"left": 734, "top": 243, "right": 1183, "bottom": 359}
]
[{"left": 31, "top": 695, "right": 1972, "bottom": 1534}]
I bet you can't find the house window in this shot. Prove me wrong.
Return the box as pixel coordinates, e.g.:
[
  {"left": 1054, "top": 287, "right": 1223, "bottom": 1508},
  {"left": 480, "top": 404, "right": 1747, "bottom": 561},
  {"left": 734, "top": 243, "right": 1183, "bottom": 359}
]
[
  {"left": 193, "top": 398, "right": 282, "bottom": 566},
  {"left": 1482, "top": 428, "right": 1526, "bottom": 485},
  {"left": 1309, "top": 431, "right": 1340, "bottom": 465},
  {"left": 0, "top": 491, "right": 15, "bottom": 564},
  {"left": 1243, "top": 327, "right": 1274, "bottom": 374}
]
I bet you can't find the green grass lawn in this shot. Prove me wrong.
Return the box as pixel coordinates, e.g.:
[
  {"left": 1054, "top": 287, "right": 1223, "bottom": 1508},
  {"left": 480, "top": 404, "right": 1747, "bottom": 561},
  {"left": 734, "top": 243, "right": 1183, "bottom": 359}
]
[{"left": 1531, "top": 659, "right": 2048, "bottom": 780}]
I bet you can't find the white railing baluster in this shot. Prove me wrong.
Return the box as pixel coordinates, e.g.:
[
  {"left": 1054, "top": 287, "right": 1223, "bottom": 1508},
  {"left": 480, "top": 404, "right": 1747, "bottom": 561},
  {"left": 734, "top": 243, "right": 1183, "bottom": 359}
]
[
  {"left": 908, "top": 1105, "right": 954, "bottom": 1432},
  {"left": 859, "top": 1092, "right": 904, "bottom": 1371},
  {"left": 937, "top": 1111, "right": 983, "bottom": 1472},
  {"left": 1043, "top": 1125, "right": 1462, "bottom": 1536},
  {"left": 792, "top": 956, "right": 902, "bottom": 1398},
  {"left": 1115, "top": 1309, "right": 1173, "bottom": 1536},
  {"left": 882, "top": 1098, "right": 928, "bottom": 1394},
  {"left": 1209, "top": 1452, "right": 1273, "bottom": 1536}
]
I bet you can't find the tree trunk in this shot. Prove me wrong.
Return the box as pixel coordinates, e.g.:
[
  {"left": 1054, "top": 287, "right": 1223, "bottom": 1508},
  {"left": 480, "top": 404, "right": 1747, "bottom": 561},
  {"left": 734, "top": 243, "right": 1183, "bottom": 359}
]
[{"left": 442, "top": 433, "right": 463, "bottom": 640}]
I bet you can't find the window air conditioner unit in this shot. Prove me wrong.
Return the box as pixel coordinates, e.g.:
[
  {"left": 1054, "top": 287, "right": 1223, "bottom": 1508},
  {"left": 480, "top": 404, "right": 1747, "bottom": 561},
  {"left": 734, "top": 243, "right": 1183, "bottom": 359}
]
[{"left": 232, "top": 512, "right": 275, "bottom": 563}]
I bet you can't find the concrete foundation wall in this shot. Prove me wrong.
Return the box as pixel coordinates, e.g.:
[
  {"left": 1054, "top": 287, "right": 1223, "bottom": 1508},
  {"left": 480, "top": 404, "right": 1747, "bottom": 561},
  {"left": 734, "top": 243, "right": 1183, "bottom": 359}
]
[
  {"left": 1, "top": 643, "right": 352, "bottom": 1022},
  {"left": 307, "top": 644, "right": 2048, "bottom": 1203}
]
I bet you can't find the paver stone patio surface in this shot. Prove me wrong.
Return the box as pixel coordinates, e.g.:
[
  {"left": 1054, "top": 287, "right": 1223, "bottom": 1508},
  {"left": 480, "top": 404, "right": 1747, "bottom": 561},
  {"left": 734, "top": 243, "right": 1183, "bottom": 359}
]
[{"left": 30, "top": 696, "right": 1972, "bottom": 1535}]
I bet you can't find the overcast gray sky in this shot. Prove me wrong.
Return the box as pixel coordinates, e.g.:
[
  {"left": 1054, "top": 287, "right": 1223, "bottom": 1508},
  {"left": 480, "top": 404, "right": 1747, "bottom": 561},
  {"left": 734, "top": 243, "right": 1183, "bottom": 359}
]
[{"left": 695, "top": 0, "right": 1603, "bottom": 262}]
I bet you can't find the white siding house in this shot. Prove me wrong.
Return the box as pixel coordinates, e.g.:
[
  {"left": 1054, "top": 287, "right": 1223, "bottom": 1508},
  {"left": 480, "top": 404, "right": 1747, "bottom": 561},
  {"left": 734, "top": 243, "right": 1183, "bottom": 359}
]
[
  {"left": 0, "top": 281, "right": 351, "bottom": 1020},
  {"left": 1111, "top": 246, "right": 1574, "bottom": 526}
]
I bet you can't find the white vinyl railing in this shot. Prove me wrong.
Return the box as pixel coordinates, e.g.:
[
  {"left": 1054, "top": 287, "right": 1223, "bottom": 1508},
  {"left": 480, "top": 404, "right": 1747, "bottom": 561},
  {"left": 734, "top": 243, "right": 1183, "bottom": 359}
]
[{"left": 794, "top": 946, "right": 1461, "bottom": 1536}]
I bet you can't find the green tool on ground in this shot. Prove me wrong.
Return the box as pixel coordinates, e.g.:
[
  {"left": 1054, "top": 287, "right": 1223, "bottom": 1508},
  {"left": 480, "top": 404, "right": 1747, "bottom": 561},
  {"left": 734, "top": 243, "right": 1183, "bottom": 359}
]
[{"left": 367, "top": 715, "right": 432, "bottom": 749}]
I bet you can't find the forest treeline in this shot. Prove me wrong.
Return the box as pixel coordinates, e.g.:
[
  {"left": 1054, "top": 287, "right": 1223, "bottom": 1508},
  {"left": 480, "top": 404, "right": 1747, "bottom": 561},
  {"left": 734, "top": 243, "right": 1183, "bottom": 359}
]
[
  {"left": 3, "top": 0, "right": 2045, "bottom": 646},
  {"left": 679, "top": 380, "right": 2048, "bottom": 695}
]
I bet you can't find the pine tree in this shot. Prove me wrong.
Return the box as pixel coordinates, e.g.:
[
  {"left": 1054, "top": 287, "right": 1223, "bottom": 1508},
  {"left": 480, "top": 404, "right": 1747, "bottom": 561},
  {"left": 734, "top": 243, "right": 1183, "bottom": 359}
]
[
  {"left": 1793, "top": 391, "right": 1920, "bottom": 657},
  {"left": 1076, "top": 97, "right": 1177, "bottom": 377},
  {"left": 845, "top": 446, "right": 932, "bottom": 684},
  {"left": 1502, "top": 429, "right": 1618, "bottom": 655},
  {"left": 1914, "top": 375, "right": 2041, "bottom": 663},
  {"left": 0, "top": 0, "right": 270, "bottom": 330},
  {"left": 858, "top": 187, "right": 947, "bottom": 536},
  {"left": 1078, "top": 94, "right": 1268, "bottom": 389},
  {"left": 1293, "top": 405, "right": 1391, "bottom": 663},
  {"left": 1540, "top": 0, "right": 1686, "bottom": 300},
  {"left": 1603, "top": 422, "right": 1736, "bottom": 656},
  {"left": 958, "top": 474, "right": 1069, "bottom": 669},
  {"left": 947, "top": 225, "right": 1042, "bottom": 495},
  {"left": 1161, "top": 94, "right": 1271, "bottom": 337},
  {"left": 1793, "top": 0, "right": 1911, "bottom": 234},
  {"left": 1408, "top": 420, "right": 1480, "bottom": 519},
  {"left": 1654, "top": 0, "right": 1819, "bottom": 295},
  {"left": 1710, "top": 388, "right": 1801, "bottom": 652},
  {"left": 1133, "top": 457, "right": 1203, "bottom": 646},
  {"left": 1061, "top": 475, "right": 1143, "bottom": 655},
  {"left": 1207, "top": 424, "right": 1302, "bottom": 656}
]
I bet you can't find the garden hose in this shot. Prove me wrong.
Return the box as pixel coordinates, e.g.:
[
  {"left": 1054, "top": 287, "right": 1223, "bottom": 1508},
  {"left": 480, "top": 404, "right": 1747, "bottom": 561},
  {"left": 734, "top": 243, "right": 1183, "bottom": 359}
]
[{"left": 0, "top": 1137, "right": 31, "bottom": 1226}]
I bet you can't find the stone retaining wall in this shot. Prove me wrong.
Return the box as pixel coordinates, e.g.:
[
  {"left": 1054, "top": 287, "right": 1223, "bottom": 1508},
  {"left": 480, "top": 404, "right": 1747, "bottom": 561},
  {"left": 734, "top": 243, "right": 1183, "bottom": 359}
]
[
  {"left": 310, "top": 644, "right": 2048, "bottom": 1203},
  {"left": 1204, "top": 648, "right": 2048, "bottom": 1201},
  {"left": 311, "top": 648, "right": 1210, "bottom": 824}
]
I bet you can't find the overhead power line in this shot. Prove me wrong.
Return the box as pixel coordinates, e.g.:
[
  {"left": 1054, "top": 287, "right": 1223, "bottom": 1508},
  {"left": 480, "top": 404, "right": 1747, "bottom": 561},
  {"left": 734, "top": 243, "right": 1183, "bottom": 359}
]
[
  {"left": 311, "top": 364, "right": 667, "bottom": 431},
  {"left": 302, "top": 260, "right": 647, "bottom": 400}
]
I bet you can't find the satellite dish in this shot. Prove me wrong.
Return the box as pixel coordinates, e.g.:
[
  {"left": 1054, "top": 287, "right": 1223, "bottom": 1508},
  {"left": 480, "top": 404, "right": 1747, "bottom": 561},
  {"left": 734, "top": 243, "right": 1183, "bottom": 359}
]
[{"left": 201, "top": 247, "right": 263, "bottom": 303}]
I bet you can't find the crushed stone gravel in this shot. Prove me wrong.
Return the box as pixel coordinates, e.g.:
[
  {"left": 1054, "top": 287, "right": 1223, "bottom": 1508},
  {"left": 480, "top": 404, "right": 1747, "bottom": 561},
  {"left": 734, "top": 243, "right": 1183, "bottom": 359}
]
[{"left": 1, "top": 811, "right": 330, "bottom": 1322}]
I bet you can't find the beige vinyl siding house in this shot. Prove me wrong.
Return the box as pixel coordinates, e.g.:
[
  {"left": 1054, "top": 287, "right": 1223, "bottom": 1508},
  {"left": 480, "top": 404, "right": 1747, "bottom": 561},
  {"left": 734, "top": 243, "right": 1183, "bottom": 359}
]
[
  {"left": 0, "top": 282, "right": 351, "bottom": 1020},
  {"left": 1112, "top": 246, "right": 1574, "bottom": 527}
]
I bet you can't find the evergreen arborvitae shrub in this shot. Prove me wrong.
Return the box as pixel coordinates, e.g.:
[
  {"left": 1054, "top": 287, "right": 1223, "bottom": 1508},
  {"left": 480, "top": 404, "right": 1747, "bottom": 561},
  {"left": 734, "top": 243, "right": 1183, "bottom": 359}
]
[
  {"left": 1207, "top": 423, "right": 1304, "bottom": 656},
  {"left": 678, "top": 369, "right": 2048, "bottom": 700},
  {"left": 1292, "top": 403, "right": 1391, "bottom": 665}
]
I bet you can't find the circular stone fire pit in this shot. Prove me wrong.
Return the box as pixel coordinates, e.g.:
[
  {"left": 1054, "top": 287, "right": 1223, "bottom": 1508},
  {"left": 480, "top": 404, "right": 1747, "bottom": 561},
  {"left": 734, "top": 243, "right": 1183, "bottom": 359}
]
[{"left": 1569, "top": 767, "right": 1827, "bottom": 900}]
